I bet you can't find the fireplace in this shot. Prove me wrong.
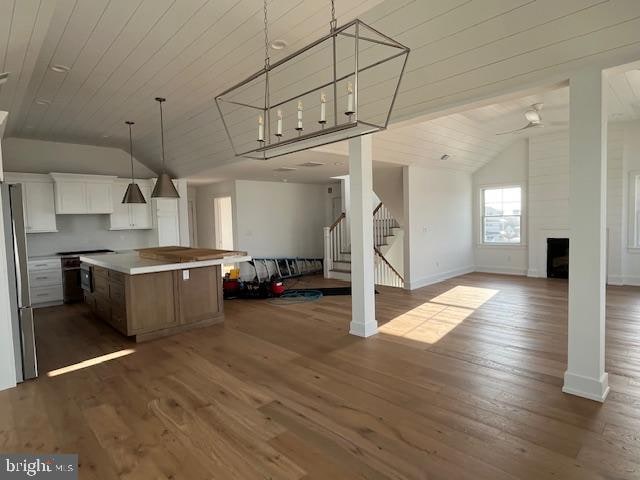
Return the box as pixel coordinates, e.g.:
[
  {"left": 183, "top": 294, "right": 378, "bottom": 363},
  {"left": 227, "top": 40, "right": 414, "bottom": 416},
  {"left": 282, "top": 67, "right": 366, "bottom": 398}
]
[{"left": 547, "top": 238, "right": 569, "bottom": 279}]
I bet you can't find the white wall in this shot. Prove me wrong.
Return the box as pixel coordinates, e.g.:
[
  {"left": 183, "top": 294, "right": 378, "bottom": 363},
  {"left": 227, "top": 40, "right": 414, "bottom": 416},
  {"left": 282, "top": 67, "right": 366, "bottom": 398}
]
[
  {"left": 2, "top": 138, "right": 155, "bottom": 178},
  {"left": 195, "top": 180, "right": 237, "bottom": 250},
  {"left": 373, "top": 163, "right": 404, "bottom": 225},
  {"left": 234, "top": 180, "right": 327, "bottom": 258},
  {"left": 473, "top": 139, "right": 529, "bottom": 275},
  {"left": 0, "top": 111, "right": 17, "bottom": 391},
  {"left": 621, "top": 121, "right": 640, "bottom": 285},
  {"left": 195, "top": 179, "right": 328, "bottom": 259},
  {"left": 475, "top": 124, "right": 636, "bottom": 284},
  {"left": 403, "top": 165, "right": 474, "bottom": 289},
  {"left": 26, "top": 215, "right": 153, "bottom": 257}
]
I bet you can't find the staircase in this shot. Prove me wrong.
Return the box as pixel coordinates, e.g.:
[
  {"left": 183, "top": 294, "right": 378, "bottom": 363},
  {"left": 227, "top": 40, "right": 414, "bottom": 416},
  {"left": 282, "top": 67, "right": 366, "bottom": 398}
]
[{"left": 324, "top": 202, "right": 404, "bottom": 288}]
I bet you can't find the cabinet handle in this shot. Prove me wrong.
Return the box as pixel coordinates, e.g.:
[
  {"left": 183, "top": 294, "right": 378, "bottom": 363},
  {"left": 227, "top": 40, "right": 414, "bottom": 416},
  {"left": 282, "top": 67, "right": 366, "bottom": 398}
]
[
  {"left": 36, "top": 293, "right": 49, "bottom": 297},
  {"left": 35, "top": 276, "right": 47, "bottom": 280}
]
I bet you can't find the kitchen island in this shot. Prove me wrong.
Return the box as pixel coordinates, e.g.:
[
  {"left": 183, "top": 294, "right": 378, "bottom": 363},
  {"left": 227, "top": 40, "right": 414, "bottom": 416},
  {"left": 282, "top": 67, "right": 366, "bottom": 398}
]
[{"left": 80, "top": 248, "right": 251, "bottom": 342}]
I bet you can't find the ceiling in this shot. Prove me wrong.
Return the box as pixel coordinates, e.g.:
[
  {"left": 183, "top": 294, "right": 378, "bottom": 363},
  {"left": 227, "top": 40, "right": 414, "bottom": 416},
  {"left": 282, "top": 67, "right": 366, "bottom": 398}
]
[{"left": 1, "top": 0, "right": 640, "bottom": 183}]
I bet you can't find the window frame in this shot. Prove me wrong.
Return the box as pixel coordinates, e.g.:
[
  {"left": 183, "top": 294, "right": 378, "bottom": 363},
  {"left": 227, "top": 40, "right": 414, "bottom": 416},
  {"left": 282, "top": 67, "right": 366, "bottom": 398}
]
[{"left": 479, "top": 184, "right": 525, "bottom": 246}]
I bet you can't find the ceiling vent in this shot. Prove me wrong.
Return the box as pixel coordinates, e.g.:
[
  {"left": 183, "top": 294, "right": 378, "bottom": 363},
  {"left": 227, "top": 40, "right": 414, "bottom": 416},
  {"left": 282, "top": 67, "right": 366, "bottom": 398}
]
[
  {"left": 273, "top": 167, "right": 297, "bottom": 172},
  {"left": 297, "top": 161, "right": 324, "bottom": 167}
]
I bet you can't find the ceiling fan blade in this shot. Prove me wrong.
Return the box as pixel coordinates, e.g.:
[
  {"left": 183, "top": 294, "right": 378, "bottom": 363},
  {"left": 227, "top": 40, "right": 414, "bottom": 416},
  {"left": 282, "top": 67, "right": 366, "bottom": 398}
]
[{"left": 495, "top": 122, "right": 543, "bottom": 136}]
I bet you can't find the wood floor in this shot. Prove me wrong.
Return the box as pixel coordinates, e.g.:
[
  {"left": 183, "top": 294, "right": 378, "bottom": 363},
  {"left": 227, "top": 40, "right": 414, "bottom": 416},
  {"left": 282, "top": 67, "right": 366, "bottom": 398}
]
[{"left": 1, "top": 273, "right": 640, "bottom": 479}]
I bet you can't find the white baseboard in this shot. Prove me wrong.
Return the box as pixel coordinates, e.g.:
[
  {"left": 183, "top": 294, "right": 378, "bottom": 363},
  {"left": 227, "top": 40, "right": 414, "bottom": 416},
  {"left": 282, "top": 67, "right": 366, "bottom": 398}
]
[
  {"left": 405, "top": 265, "right": 474, "bottom": 290},
  {"left": 562, "top": 371, "right": 609, "bottom": 403},
  {"left": 527, "top": 269, "right": 542, "bottom": 278},
  {"left": 349, "top": 320, "right": 378, "bottom": 337},
  {"left": 621, "top": 276, "right": 640, "bottom": 286},
  {"left": 327, "top": 270, "right": 351, "bottom": 282},
  {"left": 474, "top": 266, "right": 527, "bottom": 276},
  {"left": 607, "top": 275, "right": 624, "bottom": 286}
]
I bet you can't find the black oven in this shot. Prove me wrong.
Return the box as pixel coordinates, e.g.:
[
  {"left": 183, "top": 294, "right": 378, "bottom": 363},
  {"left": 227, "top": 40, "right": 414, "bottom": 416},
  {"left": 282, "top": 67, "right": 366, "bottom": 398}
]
[{"left": 80, "top": 263, "right": 92, "bottom": 293}]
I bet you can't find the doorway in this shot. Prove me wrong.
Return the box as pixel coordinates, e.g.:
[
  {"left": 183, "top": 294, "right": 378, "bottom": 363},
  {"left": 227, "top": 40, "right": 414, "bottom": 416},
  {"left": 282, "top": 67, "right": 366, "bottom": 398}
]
[{"left": 213, "top": 196, "right": 233, "bottom": 250}]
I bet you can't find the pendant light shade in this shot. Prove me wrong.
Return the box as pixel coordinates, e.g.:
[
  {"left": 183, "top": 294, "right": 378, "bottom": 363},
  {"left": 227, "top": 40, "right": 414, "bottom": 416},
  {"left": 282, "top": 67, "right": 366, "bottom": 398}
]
[
  {"left": 151, "top": 97, "right": 180, "bottom": 199},
  {"left": 122, "top": 121, "right": 147, "bottom": 204}
]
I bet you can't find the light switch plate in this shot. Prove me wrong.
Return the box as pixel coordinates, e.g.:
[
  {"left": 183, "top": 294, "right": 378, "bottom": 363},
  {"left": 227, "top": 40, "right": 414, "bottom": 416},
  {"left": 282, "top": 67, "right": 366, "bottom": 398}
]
[{"left": 182, "top": 270, "right": 190, "bottom": 280}]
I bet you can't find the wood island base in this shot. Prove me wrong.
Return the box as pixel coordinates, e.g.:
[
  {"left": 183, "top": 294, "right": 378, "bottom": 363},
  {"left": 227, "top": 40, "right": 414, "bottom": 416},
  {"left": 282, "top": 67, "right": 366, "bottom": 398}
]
[{"left": 83, "top": 263, "right": 224, "bottom": 342}]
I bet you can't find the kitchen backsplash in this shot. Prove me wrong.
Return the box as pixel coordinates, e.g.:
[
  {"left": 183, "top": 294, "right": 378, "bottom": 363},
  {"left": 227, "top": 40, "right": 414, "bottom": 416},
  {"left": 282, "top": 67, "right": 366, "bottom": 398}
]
[{"left": 26, "top": 214, "right": 155, "bottom": 257}]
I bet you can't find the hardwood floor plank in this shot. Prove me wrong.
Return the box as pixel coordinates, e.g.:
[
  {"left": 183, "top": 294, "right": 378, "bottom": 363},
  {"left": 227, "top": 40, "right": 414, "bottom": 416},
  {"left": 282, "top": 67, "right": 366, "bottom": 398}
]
[{"left": 2, "top": 273, "right": 640, "bottom": 479}]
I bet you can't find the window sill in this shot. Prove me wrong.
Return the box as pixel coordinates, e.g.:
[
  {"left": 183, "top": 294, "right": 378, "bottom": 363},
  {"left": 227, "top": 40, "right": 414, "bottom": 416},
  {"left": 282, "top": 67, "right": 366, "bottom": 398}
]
[{"left": 476, "top": 243, "right": 527, "bottom": 249}]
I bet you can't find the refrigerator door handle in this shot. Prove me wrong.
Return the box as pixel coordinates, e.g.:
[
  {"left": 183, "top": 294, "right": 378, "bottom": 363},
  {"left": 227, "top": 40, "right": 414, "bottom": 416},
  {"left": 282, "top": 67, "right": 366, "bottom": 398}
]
[
  {"left": 18, "top": 307, "right": 37, "bottom": 380},
  {"left": 9, "top": 184, "right": 30, "bottom": 308}
]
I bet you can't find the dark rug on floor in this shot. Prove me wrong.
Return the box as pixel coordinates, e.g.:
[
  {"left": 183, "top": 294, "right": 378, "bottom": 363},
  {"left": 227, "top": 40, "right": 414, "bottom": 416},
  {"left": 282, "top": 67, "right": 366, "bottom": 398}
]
[{"left": 290, "top": 287, "right": 379, "bottom": 296}]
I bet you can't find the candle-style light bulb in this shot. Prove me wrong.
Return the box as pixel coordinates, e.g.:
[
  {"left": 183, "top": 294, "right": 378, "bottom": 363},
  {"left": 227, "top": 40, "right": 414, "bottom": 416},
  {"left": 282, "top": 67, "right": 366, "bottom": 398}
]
[
  {"left": 319, "top": 92, "right": 327, "bottom": 124},
  {"left": 258, "top": 114, "right": 264, "bottom": 142},
  {"left": 297, "top": 100, "right": 303, "bottom": 130},
  {"left": 346, "top": 82, "right": 354, "bottom": 115},
  {"left": 276, "top": 109, "right": 283, "bottom": 136}
]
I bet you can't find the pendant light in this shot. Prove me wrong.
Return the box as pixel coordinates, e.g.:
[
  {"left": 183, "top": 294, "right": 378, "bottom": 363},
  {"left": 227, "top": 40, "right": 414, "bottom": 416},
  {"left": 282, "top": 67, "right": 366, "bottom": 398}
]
[
  {"left": 122, "top": 121, "right": 146, "bottom": 204},
  {"left": 151, "top": 97, "right": 180, "bottom": 198},
  {"left": 215, "top": 0, "right": 409, "bottom": 160}
]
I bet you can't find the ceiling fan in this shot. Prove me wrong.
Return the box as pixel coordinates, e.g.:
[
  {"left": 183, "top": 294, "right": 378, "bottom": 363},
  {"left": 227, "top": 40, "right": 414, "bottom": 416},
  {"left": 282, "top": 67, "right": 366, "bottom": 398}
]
[{"left": 496, "top": 103, "right": 544, "bottom": 135}]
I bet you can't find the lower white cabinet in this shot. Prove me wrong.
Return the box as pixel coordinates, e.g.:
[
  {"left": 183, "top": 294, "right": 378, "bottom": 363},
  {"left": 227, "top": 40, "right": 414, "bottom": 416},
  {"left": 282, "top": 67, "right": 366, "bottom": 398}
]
[
  {"left": 28, "top": 258, "right": 63, "bottom": 307},
  {"left": 4, "top": 173, "right": 58, "bottom": 233},
  {"left": 109, "top": 180, "right": 153, "bottom": 230}
]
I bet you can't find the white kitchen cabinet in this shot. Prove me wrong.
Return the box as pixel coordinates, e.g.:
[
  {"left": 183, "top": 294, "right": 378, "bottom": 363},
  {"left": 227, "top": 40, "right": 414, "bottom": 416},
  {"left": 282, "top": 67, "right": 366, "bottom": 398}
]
[
  {"left": 155, "top": 198, "right": 180, "bottom": 246},
  {"left": 86, "top": 182, "right": 113, "bottom": 213},
  {"left": 28, "top": 257, "right": 63, "bottom": 307},
  {"left": 109, "top": 180, "right": 153, "bottom": 230},
  {"left": 4, "top": 173, "right": 58, "bottom": 233},
  {"left": 50, "top": 173, "right": 117, "bottom": 214}
]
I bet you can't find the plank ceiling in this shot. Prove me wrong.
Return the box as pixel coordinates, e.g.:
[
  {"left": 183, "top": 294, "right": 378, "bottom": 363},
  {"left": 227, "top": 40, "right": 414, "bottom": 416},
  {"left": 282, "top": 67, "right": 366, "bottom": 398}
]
[{"left": 1, "top": 0, "right": 640, "bottom": 180}]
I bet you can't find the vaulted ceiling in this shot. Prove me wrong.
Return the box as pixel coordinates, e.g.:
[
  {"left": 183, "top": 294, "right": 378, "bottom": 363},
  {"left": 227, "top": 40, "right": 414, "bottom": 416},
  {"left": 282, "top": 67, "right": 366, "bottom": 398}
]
[{"left": 1, "top": 0, "right": 640, "bottom": 181}]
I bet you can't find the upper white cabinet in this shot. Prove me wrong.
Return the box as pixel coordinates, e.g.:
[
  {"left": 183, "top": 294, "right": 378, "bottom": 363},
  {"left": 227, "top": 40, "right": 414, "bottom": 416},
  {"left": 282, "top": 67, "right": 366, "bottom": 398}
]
[
  {"left": 50, "top": 173, "right": 116, "bottom": 214},
  {"left": 4, "top": 173, "right": 57, "bottom": 233},
  {"left": 109, "top": 180, "right": 153, "bottom": 230}
]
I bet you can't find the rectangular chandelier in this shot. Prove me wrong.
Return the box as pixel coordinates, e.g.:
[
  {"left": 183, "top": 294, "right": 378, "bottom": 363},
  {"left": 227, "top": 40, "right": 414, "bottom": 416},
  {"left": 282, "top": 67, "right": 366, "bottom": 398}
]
[{"left": 215, "top": 19, "right": 409, "bottom": 160}]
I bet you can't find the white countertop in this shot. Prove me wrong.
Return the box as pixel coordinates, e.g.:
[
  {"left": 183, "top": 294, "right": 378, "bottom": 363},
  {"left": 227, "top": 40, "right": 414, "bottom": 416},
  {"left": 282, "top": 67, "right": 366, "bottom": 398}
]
[{"left": 80, "top": 251, "right": 252, "bottom": 275}]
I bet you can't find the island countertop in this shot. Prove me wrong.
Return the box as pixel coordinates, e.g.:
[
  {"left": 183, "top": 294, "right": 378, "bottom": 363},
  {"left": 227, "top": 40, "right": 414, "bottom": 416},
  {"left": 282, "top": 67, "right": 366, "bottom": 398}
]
[{"left": 80, "top": 250, "right": 251, "bottom": 275}]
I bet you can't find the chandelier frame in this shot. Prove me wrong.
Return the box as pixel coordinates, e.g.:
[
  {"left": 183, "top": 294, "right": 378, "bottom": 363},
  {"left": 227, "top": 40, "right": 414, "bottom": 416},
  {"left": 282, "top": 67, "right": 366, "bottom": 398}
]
[{"left": 215, "top": 17, "right": 410, "bottom": 160}]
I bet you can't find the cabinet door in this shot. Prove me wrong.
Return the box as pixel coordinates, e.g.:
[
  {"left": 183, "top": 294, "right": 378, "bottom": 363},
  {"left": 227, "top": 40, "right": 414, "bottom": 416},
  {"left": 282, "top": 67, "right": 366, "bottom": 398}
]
[
  {"left": 55, "top": 182, "right": 87, "bottom": 214},
  {"left": 86, "top": 182, "right": 113, "bottom": 214},
  {"left": 109, "top": 182, "right": 132, "bottom": 229},
  {"left": 157, "top": 214, "right": 180, "bottom": 246},
  {"left": 23, "top": 182, "right": 57, "bottom": 233},
  {"left": 130, "top": 183, "right": 152, "bottom": 229}
]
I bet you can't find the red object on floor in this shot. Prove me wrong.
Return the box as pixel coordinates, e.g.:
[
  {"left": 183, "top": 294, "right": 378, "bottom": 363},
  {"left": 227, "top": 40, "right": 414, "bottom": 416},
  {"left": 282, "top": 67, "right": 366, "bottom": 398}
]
[
  {"left": 224, "top": 279, "right": 240, "bottom": 294},
  {"left": 271, "top": 281, "right": 285, "bottom": 296}
]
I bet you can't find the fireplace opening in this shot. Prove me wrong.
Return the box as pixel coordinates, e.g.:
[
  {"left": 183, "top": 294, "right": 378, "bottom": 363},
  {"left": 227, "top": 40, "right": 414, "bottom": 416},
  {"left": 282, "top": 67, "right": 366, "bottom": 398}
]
[{"left": 547, "top": 238, "right": 569, "bottom": 279}]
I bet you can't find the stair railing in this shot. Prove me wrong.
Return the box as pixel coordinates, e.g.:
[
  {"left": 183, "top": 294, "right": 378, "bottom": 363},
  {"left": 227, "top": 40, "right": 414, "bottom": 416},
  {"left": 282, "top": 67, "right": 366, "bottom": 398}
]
[
  {"left": 323, "top": 212, "right": 346, "bottom": 277},
  {"left": 373, "top": 202, "right": 396, "bottom": 247},
  {"left": 374, "top": 246, "right": 404, "bottom": 288}
]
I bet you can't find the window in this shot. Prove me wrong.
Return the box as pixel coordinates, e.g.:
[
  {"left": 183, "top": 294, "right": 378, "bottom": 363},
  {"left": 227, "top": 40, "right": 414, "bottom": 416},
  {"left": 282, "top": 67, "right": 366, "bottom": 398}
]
[{"left": 482, "top": 186, "right": 522, "bottom": 244}]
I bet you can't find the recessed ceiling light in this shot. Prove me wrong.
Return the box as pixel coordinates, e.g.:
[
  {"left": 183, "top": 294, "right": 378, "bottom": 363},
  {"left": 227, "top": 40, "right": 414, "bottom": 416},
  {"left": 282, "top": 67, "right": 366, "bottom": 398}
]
[
  {"left": 50, "top": 64, "right": 70, "bottom": 73},
  {"left": 101, "top": 133, "right": 111, "bottom": 138},
  {"left": 35, "top": 98, "right": 51, "bottom": 105},
  {"left": 440, "top": 154, "right": 450, "bottom": 161},
  {"left": 333, "top": 162, "right": 343, "bottom": 166},
  {"left": 271, "top": 39, "right": 288, "bottom": 50},
  {"left": 298, "top": 161, "right": 324, "bottom": 167}
]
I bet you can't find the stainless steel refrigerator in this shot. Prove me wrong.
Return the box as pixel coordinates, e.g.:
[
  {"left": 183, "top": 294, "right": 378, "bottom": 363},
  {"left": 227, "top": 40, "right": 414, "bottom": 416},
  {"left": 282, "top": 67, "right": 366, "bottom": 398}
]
[{"left": 1, "top": 182, "right": 37, "bottom": 382}]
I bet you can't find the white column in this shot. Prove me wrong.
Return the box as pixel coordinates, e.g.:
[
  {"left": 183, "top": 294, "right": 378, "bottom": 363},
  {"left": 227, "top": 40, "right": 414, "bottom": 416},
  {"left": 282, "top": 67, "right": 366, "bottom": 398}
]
[
  {"left": 349, "top": 135, "right": 377, "bottom": 337},
  {"left": 563, "top": 67, "right": 609, "bottom": 402},
  {"left": 323, "top": 226, "right": 332, "bottom": 278}
]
